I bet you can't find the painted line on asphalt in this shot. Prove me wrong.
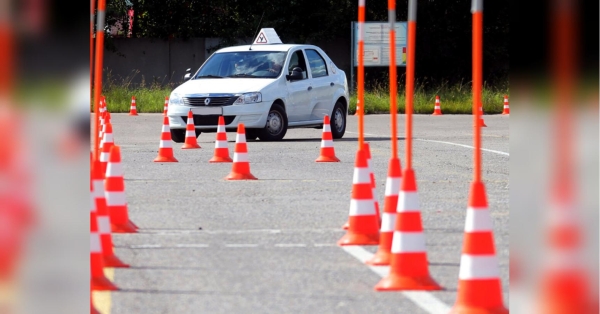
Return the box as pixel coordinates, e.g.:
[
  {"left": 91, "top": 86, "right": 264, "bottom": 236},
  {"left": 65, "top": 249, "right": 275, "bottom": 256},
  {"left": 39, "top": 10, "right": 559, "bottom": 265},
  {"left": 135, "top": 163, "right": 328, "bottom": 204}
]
[
  {"left": 274, "top": 243, "right": 307, "bottom": 247},
  {"left": 175, "top": 244, "right": 210, "bottom": 248},
  {"left": 130, "top": 244, "right": 162, "bottom": 249},
  {"left": 341, "top": 246, "right": 451, "bottom": 314},
  {"left": 346, "top": 131, "right": 509, "bottom": 156}
]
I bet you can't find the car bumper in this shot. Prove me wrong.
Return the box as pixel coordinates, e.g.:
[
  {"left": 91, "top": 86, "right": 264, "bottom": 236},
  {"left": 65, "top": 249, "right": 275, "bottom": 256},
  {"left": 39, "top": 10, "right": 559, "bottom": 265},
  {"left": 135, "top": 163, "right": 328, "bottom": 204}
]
[{"left": 167, "top": 102, "right": 271, "bottom": 130}]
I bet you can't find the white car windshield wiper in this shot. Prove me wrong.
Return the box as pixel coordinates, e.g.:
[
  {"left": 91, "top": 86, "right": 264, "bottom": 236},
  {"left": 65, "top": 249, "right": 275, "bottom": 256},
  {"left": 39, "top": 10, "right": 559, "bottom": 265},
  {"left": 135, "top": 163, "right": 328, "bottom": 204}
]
[
  {"left": 196, "top": 75, "right": 223, "bottom": 78},
  {"left": 227, "top": 73, "right": 256, "bottom": 78}
]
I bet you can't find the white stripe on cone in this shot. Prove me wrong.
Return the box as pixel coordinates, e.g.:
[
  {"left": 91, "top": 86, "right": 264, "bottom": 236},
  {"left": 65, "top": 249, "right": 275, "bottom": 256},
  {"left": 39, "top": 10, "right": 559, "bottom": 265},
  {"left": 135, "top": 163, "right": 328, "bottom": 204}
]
[
  {"left": 458, "top": 255, "right": 501, "bottom": 279},
  {"left": 380, "top": 212, "right": 396, "bottom": 232},
  {"left": 397, "top": 191, "right": 420, "bottom": 212},
  {"left": 236, "top": 134, "right": 246, "bottom": 143},
  {"left": 92, "top": 181, "right": 105, "bottom": 199},
  {"left": 217, "top": 125, "right": 226, "bottom": 133},
  {"left": 390, "top": 231, "right": 426, "bottom": 253},
  {"left": 465, "top": 207, "right": 493, "bottom": 232},
  {"left": 130, "top": 106, "right": 136, "bottom": 110},
  {"left": 233, "top": 152, "right": 248, "bottom": 162},
  {"left": 106, "top": 163, "right": 123, "bottom": 178},
  {"left": 353, "top": 167, "right": 371, "bottom": 184},
  {"left": 98, "top": 216, "right": 111, "bottom": 234},
  {"left": 384, "top": 177, "right": 401, "bottom": 196},
  {"left": 105, "top": 191, "right": 126, "bottom": 206},
  {"left": 321, "top": 140, "right": 334, "bottom": 148},
  {"left": 102, "top": 133, "right": 113, "bottom": 143},
  {"left": 349, "top": 199, "right": 377, "bottom": 216},
  {"left": 185, "top": 130, "right": 195, "bottom": 137},
  {"left": 215, "top": 140, "right": 228, "bottom": 148},
  {"left": 159, "top": 140, "right": 172, "bottom": 148},
  {"left": 100, "top": 152, "right": 110, "bottom": 162},
  {"left": 323, "top": 124, "right": 331, "bottom": 132},
  {"left": 90, "top": 233, "right": 102, "bottom": 253},
  {"left": 161, "top": 125, "right": 169, "bottom": 133}
]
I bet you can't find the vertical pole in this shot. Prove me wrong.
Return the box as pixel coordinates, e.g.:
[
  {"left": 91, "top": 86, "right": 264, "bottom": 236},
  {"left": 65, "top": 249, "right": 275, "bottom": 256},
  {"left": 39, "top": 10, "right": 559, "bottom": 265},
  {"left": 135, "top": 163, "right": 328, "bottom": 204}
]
[
  {"left": 350, "top": 22, "right": 355, "bottom": 93},
  {"left": 405, "top": 0, "right": 416, "bottom": 168},
  {"left": 90, "top": 0, "right": 96, "bottom": 100},
  {"left": 472, "top": 0, "right": 482, "bottom": 182},
  {"left": 388, "top": 0, "right": 397, "bottom": 159},
  {"left": 93, "top": 0, "right": 106, "bottom": 161},
  {"left": 357, "top": 0, "right": 365, "bottom": 149}
]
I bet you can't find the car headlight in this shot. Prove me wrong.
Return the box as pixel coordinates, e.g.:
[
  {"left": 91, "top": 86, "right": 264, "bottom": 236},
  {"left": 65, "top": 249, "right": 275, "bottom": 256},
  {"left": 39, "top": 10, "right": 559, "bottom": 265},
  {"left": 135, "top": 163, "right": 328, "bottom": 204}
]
[
  {"left": 234, "top": 92, "right": 262, "bottom": 105},
  {"left": 169, "top": 93, "right": 182, "bottom": 106}
]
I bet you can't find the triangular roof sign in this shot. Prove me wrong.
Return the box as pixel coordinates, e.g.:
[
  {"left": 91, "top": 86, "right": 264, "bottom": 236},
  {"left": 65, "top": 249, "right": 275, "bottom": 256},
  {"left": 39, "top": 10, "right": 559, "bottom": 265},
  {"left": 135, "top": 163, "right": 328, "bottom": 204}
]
[{"left": 253, "top": 28, "right": 283, "bottom": 45}]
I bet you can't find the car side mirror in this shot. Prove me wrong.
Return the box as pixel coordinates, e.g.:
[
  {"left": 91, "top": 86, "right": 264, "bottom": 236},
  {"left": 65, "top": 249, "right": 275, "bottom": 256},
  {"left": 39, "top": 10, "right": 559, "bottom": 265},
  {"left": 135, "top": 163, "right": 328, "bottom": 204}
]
[
  {"left": 286, "top": 67, "right": 303, "bottom": 81},
  {"left": 184, "top": 68, "right": 192, "bottom": 80}
]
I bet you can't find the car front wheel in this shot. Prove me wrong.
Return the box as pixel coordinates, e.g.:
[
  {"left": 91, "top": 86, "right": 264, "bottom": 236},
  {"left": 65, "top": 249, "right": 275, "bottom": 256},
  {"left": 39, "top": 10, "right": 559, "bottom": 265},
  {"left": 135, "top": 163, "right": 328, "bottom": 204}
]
[
  {"left": 258, "top": 103, "right": 288, "bottom": 141},
  {"left": 170, "top": 129, "right": 185, "bottom": 143},
  {"left": 330, "top": 101, "right": 346, "bottom": 139}
]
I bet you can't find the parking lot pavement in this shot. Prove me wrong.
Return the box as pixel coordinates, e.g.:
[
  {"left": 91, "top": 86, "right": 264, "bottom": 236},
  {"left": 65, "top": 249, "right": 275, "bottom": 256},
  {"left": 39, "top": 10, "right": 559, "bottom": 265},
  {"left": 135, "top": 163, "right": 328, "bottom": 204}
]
[{"left": 100, "top": 113, "right": 509, "bottom": 313}]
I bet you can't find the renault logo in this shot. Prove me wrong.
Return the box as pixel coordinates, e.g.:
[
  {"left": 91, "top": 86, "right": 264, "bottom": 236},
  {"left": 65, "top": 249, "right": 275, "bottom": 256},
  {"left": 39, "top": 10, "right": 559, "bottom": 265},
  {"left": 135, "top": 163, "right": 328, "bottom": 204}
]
[{"left": 204, "top": 98, "right": 211, "bottom": 106}]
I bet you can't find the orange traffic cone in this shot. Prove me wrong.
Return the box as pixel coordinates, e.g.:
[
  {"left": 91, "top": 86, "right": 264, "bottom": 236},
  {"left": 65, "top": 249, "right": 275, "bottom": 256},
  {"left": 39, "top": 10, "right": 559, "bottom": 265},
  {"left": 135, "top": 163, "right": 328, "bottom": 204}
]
[
  {"left": 129, "top": 96, "right": 138, "bottom": 115},
  {"left": 209, "top": 116, "right": 233, "bottom": 163},
  {"left": 315, "top": 115, "right": 340, "bottom": 162},
  {"left": 99, "top": 122, "right": 115, "bottom": 175},
  {"left": 226, "top": 123, "right": 257, "bottom": 180},
  {"left": 375, "top": 168, "right": 442, "bottom": 291},
  {"left": 366, "top": 157, "right": 402, "bottom": 265},
  {"left": 342, "top": 142, "right": 379, "bottom": 230},
  {"left": 337, "top": 148, "right": 380, "bottom": 246},
  {"left": 449, "top": 181, "right": 507, "bottom": 313},
  {"left": 182, "top": 109, "right": 201, "bottom": 149},
  {"left": 154, "top": 116, "right": 178, "bottom": 162},
  {"left": 432, "top": 95, "right": 442, "bottom": 115},
  {"left": 479, "top": 105, "right": 487, "bottom": 127},
  {"left": 105, "top": 145, "right": 139, "bottom": 233},
  {"left": 502, "top": 95, "right": 510, "bottom": 115},
  {"left": 163, "top": 97, "right": 169, "bottom": 116},
  {"left": 92, "top": 159, "right": 129, "bottom": 268},
  {"left": 91, "top": 290, "right": 101, "bottom": 314},
  {"left": 90, "top": 192, "right": 118, "bottom": 291}
]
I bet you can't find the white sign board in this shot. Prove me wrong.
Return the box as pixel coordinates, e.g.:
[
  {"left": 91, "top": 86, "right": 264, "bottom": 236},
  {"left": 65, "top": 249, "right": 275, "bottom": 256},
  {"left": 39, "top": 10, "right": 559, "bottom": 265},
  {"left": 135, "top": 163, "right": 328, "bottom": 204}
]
[{"left": 352, "top": 22, "right": 407, "bottom": 67}]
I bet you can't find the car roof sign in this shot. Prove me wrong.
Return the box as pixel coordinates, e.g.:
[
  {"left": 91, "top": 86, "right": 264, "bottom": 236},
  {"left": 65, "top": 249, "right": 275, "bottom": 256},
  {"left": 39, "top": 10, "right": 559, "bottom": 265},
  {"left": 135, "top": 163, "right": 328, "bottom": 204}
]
[{"left": 253, "top": 28, "right": 283, "bottom": 45}]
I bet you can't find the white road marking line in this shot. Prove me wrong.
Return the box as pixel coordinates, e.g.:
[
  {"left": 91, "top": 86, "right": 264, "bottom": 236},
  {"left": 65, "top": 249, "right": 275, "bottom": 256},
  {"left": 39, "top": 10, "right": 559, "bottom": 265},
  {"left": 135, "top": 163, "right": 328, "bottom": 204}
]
[
  {"left": 313, "top": 243, "right": 336, "bottom": 247},
  {"left": 175, "top": 244, "right": 209, "bottom": 248},
  {"left": 274, "top": 243, "right": 307, "bottom": 247},
  {"left": 341, "top": 246, "right": 452, "bottom": 314},
  {"left": 130, "top": 244, "right": 162, "bottom": 249},
  {"left": 224, "top": 244, "right": 260, "bottom": 248},
  {"left": 346, "top": 131, "right": 509, "bottom": 156},
  {"left": 139, "top": 229, "right": 282, "bottom": 235},
  {"left": 415, "top": 139, "right": 509, "bottom": 156}
]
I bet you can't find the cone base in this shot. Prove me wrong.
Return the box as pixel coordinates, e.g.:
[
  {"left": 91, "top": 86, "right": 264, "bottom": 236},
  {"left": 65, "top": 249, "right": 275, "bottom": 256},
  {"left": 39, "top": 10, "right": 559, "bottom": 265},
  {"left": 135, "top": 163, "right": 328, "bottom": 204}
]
[
  {"left": 449, "top": 305, "right": 508, "bottom": 314},
  {"left": 209, "top": 156, "right": 233, "bottom": 163},
  {"left": 375, "top": 273, "right": 443, "bottom": 291},
  {"left": 315, "top": 155, "right": 340, "bottom": 162},
  {"left": 337, "top": 232, "right": 379, "bottom": 246},
  {"left": 154, "top": 155, "right": 178, "bottom": 162},
  {"left": 91, "top": 276, "right": 119, "bottom": 291},
  {"left": 111, "top": 220, "right": 138, "bottom": 233},
  {"left": 182, "top": 143, "right": 201, "bottom": 149},
  {"left": 365, "top": 249, "right": 391, "bottom": 266},
  {"left": 129, "top": 112, "right": 138, "bottom": 116},
  {"left": 103, "top": 254, "right": 130, "bottom": 268},
  {"left": 432, "top": 112, "right": 442, "bottom": 116},
  {"left": 226, "top": 172, "right": 257, "bottom": 180}
]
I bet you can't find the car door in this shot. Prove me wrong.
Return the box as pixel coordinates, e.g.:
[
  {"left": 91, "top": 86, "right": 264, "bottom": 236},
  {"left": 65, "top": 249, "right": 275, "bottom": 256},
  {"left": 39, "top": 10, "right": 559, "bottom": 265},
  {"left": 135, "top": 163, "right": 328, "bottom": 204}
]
[
  {"left": 285, "top": 49, "right": 312, "bottom": 122},
  {"left": 305, "top": 48, "right": 333, "bottom": 121}
]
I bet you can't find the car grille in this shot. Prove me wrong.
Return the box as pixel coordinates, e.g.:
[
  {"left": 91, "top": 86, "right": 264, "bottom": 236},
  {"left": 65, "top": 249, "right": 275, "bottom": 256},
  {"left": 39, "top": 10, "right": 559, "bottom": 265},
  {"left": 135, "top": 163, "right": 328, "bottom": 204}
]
[
  {"left": 183, "top": 96, "right": 238, "bottom": 107},
  {"left": 180, "top": 115, "right": 236, "bottom": 126}
]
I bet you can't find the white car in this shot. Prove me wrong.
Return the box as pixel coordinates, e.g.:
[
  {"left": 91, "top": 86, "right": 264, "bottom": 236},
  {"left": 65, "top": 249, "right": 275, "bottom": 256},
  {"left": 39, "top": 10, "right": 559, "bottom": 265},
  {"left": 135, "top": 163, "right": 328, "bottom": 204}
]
[{"left": 166, "top": 28, "right": 349, "bottom": 142}]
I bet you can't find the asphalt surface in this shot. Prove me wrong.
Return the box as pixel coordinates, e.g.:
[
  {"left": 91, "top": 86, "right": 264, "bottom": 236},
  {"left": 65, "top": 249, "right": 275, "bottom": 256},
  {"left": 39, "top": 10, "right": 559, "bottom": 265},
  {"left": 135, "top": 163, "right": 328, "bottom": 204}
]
[{"left": 103, "top": 113, "right": 509, "bottom": 313}]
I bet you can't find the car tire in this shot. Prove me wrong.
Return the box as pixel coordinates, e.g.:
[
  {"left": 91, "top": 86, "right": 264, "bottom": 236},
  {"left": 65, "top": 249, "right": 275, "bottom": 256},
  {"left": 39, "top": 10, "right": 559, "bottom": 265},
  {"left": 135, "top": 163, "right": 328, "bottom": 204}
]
[
  {"left": 246, "top": 129, "right": 260, "bottom": 141},
  {"left": 330, "top": 101, "right": 346, "bottom": 139},
  {"left": 170, "top": 129, "right": 186, "bottom": 143},
  {"left": 258, "top": 103, "right": 288, "bottom": 141}
]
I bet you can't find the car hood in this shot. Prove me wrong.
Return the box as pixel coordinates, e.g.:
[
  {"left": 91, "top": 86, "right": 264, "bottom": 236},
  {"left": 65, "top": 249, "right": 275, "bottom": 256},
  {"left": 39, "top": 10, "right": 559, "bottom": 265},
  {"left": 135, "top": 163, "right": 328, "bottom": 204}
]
[{"left": 173, "top": 78, "right": 276, "bottom": 95}]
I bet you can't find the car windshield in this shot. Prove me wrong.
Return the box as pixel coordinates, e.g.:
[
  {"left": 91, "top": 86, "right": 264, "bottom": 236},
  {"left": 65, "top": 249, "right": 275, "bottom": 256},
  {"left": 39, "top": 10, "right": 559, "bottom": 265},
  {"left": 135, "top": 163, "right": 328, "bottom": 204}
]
[{"left": 194, "top": 51, "right": 287, "bottom": 79}]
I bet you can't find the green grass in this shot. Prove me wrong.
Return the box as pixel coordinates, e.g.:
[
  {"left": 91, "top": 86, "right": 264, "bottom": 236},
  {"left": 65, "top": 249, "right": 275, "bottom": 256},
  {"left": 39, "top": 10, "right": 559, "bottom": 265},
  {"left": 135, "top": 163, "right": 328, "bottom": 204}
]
[{"left": 99, "top": 73, "right": 509, "bottom": 114}]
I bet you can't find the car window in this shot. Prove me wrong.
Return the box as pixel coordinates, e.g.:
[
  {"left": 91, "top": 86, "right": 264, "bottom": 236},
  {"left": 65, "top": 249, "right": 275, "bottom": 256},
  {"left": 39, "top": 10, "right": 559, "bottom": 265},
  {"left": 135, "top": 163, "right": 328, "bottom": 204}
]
[
  {"left": 305, "top": 49, "right": 328, "bottom": 78},
  {"left": 194, "top": 51, "right": 286, "bottom": 78},
  {"left": 287, "top": 50, "right": 308, "bottom": 80}
]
